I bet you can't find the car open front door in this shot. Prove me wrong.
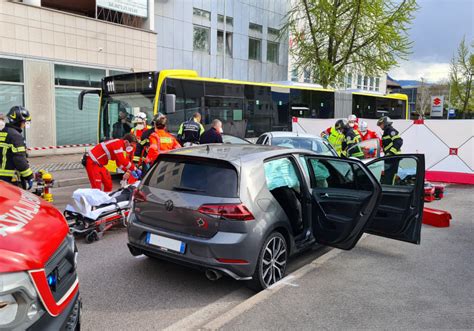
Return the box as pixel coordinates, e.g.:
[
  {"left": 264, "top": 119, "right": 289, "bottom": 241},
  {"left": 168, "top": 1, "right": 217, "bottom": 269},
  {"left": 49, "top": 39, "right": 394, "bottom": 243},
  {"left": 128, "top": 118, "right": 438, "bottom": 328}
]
[
  {"left": 364, "top": 154, "right": 425, "bottom": 244},
  {"left": 304, "top": 156, "right": 381, "bottom": 250}
]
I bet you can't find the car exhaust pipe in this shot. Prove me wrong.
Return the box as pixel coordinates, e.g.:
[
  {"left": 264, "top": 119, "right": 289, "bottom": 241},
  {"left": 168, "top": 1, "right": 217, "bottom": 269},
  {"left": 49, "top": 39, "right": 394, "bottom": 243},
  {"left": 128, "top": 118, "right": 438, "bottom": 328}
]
[{"left": 205, "top": 269, "right": 222, "bottom": 281}]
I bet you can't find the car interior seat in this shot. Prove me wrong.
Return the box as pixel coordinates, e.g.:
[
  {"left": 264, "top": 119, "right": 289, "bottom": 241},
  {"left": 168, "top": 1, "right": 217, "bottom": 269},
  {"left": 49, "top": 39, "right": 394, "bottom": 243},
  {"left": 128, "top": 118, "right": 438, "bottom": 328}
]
[{"left": 270, "top": 186, "right": 304, "bottom": 235}]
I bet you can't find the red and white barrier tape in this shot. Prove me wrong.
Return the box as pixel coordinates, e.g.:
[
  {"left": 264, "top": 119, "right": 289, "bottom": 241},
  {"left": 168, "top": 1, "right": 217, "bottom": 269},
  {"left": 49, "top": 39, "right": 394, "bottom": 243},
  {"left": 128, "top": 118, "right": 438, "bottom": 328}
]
[{"left": 27, "top": 144, "right": 93, "bottom": 151}]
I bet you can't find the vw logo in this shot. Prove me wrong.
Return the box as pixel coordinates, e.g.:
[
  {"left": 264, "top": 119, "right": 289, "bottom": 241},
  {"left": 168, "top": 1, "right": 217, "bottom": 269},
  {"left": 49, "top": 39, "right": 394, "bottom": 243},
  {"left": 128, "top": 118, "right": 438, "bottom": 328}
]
[{"left": 164, "top": 200, "right": 174, "bottom": 211}]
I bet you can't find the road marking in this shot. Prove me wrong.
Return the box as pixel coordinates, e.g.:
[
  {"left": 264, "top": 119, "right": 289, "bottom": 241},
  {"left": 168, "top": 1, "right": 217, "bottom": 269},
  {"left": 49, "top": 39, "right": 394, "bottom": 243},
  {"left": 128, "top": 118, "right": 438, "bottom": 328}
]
[
  {"left": 202, "top": 245, "right": 351, "bottom": 330},
  {"left": 163, "top": 287, "right": 253, "bottom": 331}
]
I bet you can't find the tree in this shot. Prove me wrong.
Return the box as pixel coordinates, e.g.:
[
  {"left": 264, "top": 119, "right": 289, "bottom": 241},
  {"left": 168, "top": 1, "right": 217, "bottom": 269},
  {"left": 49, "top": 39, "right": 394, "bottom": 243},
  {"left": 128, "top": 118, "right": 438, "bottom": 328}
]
[
  {"left": 285, "top": 0, "right": 418, "bottom": 88},
  {"left": 449, "top": 37, "right": 474, "bottom": 118}
]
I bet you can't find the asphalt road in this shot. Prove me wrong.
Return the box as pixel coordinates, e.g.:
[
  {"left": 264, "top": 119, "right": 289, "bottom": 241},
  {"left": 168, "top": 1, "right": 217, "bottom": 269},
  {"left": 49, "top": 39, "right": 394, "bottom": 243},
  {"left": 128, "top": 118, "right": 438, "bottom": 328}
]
[
  {"left": 52, "top": 182, "right": 473, "bottom": 330},
  {"left": 210, "top": 185, "right": 474, "bottom": 329},
  {"left": 52, "top": 182, "right": 331, "bottom": 330}
]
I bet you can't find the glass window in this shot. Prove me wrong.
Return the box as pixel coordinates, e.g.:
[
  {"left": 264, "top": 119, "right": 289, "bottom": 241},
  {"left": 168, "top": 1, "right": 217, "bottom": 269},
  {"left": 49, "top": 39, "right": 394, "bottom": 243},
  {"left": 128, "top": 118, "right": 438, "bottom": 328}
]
[
  {"left": 268, "top": 27, "right": 280, "bottom": 36},
  {"left": 54, "top": 65, "right": 105, "bottom": 88},
  {"left": 264, "top": 157, "right": 301, "bottom": 192},
  {"left": 267, "top": 42, "right": 279, "bottom": 64},
  {"left": 56, "top": 88, "right": 99, "bottom": 145},
  {"left": 363, "top": 76, "right": 369, "bottom": 90},
  {"left": 308, "top": 157, "right": 371, "bottom": 191},
  {"left": 303, "top": 68, "right": 311, "bottom": 83},
  {"left": 109, "top": 69, "right": 129, "bottom": 76},
  {"left": 217, "top": 31, "right": 233, "bottom": 57},
  {"left": 291, "top": 67, "right": 298, "bottom": 82},
  {"left": 0, "top": 85, "right": 24, "bottom": 111},
  {"left": 249, "top": 38, "right": 261, "bottom": 61},
  {"left": 249, "top": 23, "right": 263, "bottom": 33},
  {"left": 346, "top": 73, "right": 352, "bottom": 89},
  {"left": 357, "top": 74, "right": 363, "bottom": 89},
  {"left": 193, "top": 8, "right": 211, "bottom": 20},
  {"left": 146, "top": 159, "right": 238, "bottom": 198},
  {"left": 193, "top": 25, "right": 210, "bottom": 52},
  {"left": 0, "top": 58, "right": 23, "bottom": 83},
  {"left": 218, "top": 15, "right": 233, "bottom": 25},
  {"left": 271, "top": 137, "right": 335, "bottom": 156},
  {"left": 375, "top": 77, "right": 380, "bottom": 92},
  {"left": 369, "top": 77, "right": 375, "bottom": 91},
  {"left": 368, "top": 157, "right": 417, "bottom": 186}
]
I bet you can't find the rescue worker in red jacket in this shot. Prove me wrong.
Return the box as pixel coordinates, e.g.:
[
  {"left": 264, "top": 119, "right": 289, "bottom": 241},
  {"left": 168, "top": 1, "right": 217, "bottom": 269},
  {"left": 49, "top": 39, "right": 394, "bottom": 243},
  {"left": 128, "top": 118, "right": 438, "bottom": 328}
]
[
  {"left": 85, "top": 134, "right": 141, "bottom": 192},
  {"left": 144, "top": 114, "right": 181, "bottom": 166},
  {"left": 359, "top": 121, "right": 379, "bottom": 141},
  {"left": 359, "top": 120, "right": 380, "bottom": 158},
  {"left": 347, "top": 114, "right": 359, "bottom": 131}
]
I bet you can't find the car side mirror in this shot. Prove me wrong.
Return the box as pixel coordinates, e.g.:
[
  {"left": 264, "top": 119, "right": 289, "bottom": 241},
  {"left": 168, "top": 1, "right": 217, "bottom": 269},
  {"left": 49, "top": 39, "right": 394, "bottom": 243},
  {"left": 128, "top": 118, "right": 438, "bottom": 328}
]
[
  {"left": 165, "top": 94, "right": 176, "bottom": 114},
  {"left": 78, "top": 89, "right": 101, "bottom": 110}
]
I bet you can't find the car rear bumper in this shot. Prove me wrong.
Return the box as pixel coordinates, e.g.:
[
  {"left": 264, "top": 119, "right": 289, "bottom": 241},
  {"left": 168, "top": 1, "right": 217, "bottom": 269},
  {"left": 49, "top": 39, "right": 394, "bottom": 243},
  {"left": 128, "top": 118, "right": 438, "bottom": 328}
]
[
  {"left": 127, "top": 218, "right": 260, "bottom": 280},
  {"left": 28, "top": 291, "right": 81, "bottom": 331}
]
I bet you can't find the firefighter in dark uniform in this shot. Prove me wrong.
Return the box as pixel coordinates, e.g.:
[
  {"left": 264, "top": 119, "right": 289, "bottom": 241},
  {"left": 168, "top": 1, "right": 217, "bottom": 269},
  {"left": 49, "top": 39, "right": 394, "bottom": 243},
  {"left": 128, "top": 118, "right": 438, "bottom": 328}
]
[
  {"left": 0, "top": 106, "right": 34, "bottom": 189},
  {"left": 377, "top": 116, "right": 403, "bottom": 156},
  {"left": 177, "top": 112, "right": 204, "bottom": 146},
  {"left": 335, "top": 119, "right": 364, "bottom": 159}
]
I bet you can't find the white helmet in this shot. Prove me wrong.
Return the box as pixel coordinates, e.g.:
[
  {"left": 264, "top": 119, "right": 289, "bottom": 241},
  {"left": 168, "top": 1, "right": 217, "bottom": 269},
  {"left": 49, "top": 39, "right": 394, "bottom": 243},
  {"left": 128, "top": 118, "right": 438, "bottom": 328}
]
[
  {"left": 360, "top": 120, "right": 368, "bottom": 132},
  {"left": 347, "top": 114, "right": 357, "bottom": 127},
  {"left": 133, "top": 112, "right": 147, "bottom": 123}
]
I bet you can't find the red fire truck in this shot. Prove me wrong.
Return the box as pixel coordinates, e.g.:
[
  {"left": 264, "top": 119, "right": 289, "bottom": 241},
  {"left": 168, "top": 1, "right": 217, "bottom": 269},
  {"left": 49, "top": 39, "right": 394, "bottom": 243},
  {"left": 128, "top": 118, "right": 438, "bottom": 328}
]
[{"left": 0, "top": 181, "right": 81, "bottom": 330}]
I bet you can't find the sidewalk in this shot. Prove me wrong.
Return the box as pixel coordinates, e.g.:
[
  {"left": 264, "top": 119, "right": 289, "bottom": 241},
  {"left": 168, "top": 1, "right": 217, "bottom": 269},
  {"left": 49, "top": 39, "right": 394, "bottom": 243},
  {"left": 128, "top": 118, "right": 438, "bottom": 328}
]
[
  {"left": 29, "top": 153, "right": 89, "bottom": 187},
  {"left": 204, "top": 185, "right": 473, "bottom": 329}
]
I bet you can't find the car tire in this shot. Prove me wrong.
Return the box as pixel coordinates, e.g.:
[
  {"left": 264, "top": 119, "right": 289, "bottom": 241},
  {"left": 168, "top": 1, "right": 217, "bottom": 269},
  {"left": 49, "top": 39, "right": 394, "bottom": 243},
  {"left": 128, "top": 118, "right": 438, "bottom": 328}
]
[{"left": 248, "top": 231, "right": 288, "bottom": 291}]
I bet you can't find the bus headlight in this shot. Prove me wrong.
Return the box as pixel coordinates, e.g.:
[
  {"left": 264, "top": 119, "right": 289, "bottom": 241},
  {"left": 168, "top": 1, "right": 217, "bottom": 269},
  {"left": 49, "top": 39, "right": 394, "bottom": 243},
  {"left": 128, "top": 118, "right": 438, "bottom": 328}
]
[{"left": 0, "top": 272, "right": 44, "bottom": 329}]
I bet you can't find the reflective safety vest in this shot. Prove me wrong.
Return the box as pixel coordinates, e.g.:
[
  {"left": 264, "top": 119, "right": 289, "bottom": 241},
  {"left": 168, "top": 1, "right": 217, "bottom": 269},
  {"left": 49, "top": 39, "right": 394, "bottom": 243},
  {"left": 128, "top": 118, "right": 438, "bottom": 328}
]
[
  {"left": 177, "top": 120, "right": 205, "bottom": 144},
  {"left": 0, "top": 124, "right": 33, "bottom": 180},
  {"left": 341, "top": 129, "right": 364, "bottom": 159},
  {"left": 381, "top": 126, "right": 403, "bottom": 156},
  {"left": 327, "top": 127, "right": 344, "bottom": 156},
  {"left": 146, "top": 129, "right": 182, "bottom": 164}
]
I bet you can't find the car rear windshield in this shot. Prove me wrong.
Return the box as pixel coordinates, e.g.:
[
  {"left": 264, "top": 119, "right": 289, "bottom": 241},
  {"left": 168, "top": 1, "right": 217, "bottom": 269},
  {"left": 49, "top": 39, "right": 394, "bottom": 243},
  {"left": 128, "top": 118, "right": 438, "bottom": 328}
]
[{"left": 144, "top": 158, "right": 238, "bottom": 198}]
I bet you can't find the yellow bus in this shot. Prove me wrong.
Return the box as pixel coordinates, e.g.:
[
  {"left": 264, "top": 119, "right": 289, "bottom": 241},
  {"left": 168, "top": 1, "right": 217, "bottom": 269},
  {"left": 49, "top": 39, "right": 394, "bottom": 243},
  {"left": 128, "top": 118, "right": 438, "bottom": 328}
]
[{"left": 79, "top": 69, "right": 408, "bottom": 142}]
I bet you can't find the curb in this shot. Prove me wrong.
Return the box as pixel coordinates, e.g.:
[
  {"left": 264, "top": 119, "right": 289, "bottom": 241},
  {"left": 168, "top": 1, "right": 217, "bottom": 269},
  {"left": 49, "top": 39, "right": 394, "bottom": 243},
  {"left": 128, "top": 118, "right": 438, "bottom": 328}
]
[{"left": 55, "top": 177, "right": 90, "bottom": 188}]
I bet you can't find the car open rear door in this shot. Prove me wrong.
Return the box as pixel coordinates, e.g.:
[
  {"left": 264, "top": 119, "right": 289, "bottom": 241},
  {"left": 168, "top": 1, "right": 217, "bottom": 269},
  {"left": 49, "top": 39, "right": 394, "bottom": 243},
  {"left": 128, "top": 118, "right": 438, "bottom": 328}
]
[
  {"left": 303, "top": 156, "right": 381, "bottom": 250},
  {"left": 364, "top": 154, "right": 425, "bottom": 244}
]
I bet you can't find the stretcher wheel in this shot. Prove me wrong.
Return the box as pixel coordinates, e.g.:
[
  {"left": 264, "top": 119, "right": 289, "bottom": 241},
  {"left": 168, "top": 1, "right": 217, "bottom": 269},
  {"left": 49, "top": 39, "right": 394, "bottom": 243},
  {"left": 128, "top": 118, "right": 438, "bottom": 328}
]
[{"left": 85, "top": 231, "right": 98, "bottom": 244}]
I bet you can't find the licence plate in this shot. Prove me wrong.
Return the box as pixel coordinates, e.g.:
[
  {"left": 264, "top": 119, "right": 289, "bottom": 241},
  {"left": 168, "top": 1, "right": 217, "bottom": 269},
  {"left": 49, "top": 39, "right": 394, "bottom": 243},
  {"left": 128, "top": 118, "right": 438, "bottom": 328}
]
[{"left": 146, "top": 233, "right": 186, "bottom": 254}]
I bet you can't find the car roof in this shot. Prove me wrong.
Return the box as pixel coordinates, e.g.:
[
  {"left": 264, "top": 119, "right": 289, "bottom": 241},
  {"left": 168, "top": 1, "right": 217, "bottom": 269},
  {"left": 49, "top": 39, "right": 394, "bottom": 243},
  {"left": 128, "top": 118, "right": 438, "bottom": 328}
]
[
  {"left": 166, "top": 144, "right": 314, "bottom": 163},
  {"left": 265, "top": 131, "right": 322, "bottom": 139}
]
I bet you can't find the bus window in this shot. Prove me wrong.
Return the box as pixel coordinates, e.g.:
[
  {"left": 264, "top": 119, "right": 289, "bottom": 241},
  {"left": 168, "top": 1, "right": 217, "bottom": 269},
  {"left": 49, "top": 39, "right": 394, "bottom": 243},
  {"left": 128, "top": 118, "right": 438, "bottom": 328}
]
[
  {"left": 271, "top": 91, "right": 290, "bottom": 131},
  {"left": 290, "top": 89, "right": 311, "bottom": 118},
  {"left": 311, "top": 90, "right": 335, "bottom": 118},
  {"left": 100, "top": 93, "right": 154, "bottom": 141},
  {"left": 245, "top": 85, "right": 273, "bottom": 137}
]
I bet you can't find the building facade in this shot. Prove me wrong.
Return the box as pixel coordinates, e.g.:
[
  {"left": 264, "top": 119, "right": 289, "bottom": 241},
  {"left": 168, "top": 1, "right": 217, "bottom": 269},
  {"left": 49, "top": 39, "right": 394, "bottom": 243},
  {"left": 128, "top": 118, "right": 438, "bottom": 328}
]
[
  {"left": 155, "top": 0, "right": 289, "bottom": 82},
  {"left": 0, "top": 0, "right": 156, "bottom": 153}
]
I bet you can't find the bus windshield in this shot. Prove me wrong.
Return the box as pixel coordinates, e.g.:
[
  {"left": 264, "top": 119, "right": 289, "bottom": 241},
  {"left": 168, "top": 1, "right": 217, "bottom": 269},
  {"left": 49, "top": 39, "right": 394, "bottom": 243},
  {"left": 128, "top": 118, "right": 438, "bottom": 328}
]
[{"left": 100, "top": 93, "right": 155, "bottom": 141}]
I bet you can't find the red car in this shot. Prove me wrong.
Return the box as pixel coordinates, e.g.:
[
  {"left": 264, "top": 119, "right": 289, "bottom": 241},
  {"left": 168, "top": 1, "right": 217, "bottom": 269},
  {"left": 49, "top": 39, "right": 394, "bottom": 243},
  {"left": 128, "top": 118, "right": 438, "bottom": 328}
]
[{"left": 0, "top": 182, "right": 81, "bottom": 330}]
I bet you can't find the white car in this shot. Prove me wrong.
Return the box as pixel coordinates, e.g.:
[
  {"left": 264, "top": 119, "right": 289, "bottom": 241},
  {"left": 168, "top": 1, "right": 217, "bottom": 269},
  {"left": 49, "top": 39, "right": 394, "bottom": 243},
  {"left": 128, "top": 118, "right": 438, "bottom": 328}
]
[{"left": 255, "top": 131, "right": 338, "bottom": 156}]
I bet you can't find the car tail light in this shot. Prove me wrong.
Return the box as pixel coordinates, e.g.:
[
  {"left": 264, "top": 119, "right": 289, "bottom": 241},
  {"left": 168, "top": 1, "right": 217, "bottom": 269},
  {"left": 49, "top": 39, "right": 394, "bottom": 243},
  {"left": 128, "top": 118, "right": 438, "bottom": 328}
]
[
  {"left": 133, "top": 189, "right": 147, "bottom": 202},
  {"left": 198, "top": 204, "right": 255, "bottom": 221}
]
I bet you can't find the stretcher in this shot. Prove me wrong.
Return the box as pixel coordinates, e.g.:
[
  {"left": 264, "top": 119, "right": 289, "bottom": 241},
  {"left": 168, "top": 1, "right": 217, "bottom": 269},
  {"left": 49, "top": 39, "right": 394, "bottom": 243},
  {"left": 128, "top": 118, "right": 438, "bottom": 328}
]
[{"left": 64, "top": 184, "right": 137, "bottom": 243}]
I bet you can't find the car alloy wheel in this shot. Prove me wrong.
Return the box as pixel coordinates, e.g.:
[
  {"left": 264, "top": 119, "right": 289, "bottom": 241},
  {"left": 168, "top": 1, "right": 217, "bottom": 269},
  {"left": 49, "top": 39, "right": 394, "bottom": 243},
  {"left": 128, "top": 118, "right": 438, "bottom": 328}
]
[{"left": 250, "top": 232, "right": 288, "bottom": 290}]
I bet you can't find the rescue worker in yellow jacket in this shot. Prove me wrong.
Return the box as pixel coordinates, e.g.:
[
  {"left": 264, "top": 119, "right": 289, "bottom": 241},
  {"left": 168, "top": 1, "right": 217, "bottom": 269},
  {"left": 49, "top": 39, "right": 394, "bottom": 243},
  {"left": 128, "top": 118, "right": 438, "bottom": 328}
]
[
  {"left": 0, "top": 106, "right": 34, "bottom": 189},
  {"left": 320, "top": 121, "right": 345, "bottom": 156}
]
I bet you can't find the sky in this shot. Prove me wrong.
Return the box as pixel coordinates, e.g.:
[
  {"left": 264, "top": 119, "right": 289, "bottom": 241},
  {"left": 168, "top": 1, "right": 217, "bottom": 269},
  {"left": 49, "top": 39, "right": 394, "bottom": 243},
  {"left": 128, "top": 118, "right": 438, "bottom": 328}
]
[{"left": 388, "top": 0, "right": 474, "bottom": 83}]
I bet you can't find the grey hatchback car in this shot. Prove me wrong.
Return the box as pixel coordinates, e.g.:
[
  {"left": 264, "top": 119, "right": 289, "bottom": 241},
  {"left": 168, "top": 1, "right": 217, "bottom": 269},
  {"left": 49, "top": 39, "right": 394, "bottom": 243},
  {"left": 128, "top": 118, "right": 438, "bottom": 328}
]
[{"left": 127, "top": 144, "right": 425, "bottom": 290}]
